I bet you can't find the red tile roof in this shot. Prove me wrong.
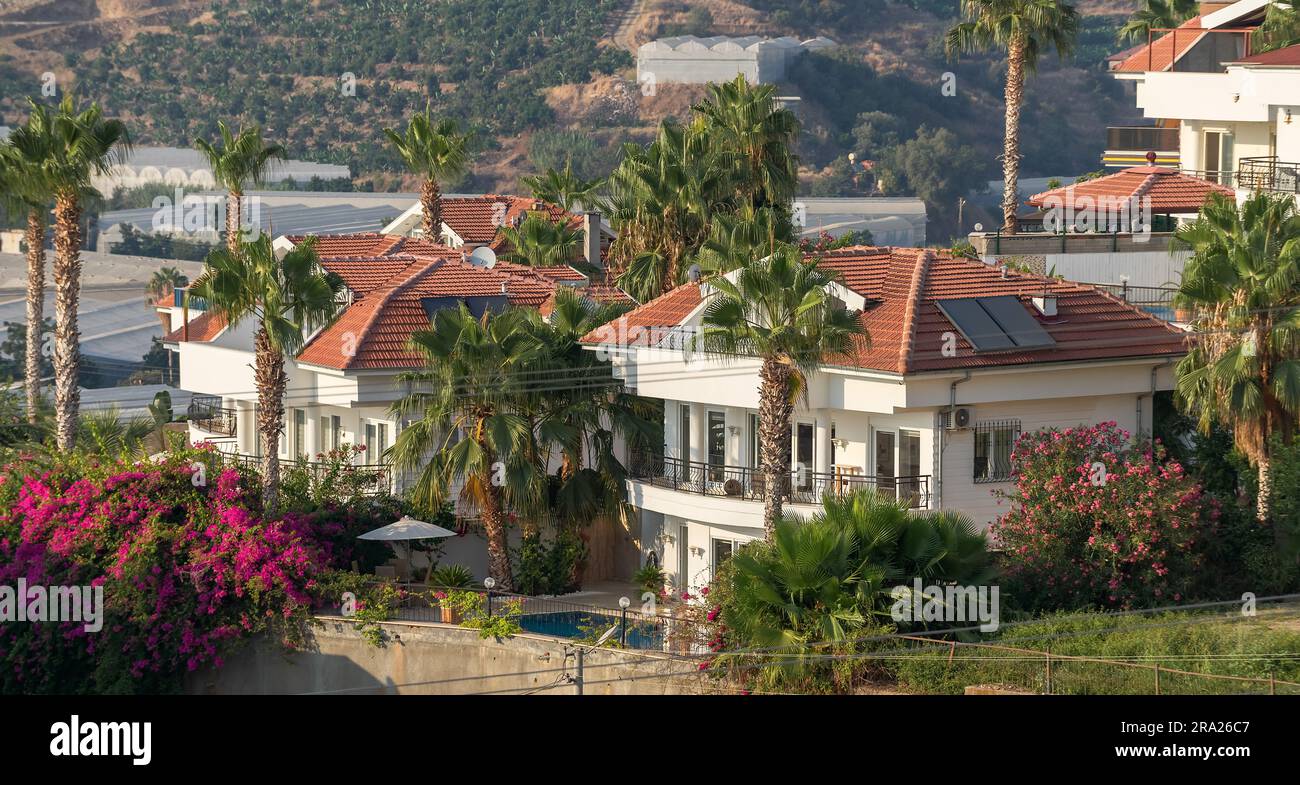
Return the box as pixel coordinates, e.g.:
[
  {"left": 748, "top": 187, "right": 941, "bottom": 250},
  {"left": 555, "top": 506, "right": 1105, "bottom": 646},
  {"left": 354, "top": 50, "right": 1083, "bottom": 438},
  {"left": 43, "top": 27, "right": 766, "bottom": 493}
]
[
  {"left": 1113, "top": 17, "right": 1206, "bottom": 73},
  {"left": 1233, "top": 42, "right": 1300, "bottom": 66},
  {"left": 1026, "top": 165, "right": 1234, "bottom": 214},
  {"left": 436, "top": 195, "right": 577, "bottom": 246},
  {"left": 162, "top": 310, "right": 228, "bottom": 344},
  {"left": 287, "top": 234, "right": 631, "bottom": 370},
  {"left": 583, "top": 247, "right": 1187, "bottom": 374}
]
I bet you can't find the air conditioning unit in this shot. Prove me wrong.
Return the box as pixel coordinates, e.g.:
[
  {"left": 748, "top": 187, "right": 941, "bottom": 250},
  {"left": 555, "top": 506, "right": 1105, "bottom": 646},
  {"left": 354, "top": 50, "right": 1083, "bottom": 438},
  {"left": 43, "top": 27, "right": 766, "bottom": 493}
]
[{"left": 945, "top": 407, "right": 973, "bottom": 430}]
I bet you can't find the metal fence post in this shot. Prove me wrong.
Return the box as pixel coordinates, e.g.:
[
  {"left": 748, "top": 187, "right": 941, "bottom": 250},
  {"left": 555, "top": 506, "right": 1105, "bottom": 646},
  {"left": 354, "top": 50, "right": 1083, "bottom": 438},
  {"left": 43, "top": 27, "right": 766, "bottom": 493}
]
[
  {"left": 1045, "top": 647, "right": 1052, "bottom": 695},
  {"left": 1154, "top": 664, "right": 1161, "bottom": 695}
]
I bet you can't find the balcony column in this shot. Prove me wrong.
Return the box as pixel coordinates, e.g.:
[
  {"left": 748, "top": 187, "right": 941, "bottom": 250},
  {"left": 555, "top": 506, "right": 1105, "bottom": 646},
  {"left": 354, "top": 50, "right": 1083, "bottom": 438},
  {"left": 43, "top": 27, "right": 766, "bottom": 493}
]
[
  {"left": 663, "top": 400, "right": 678, "bottom": 460},
  {"left": 814, "top": 415, "right": 832, "bottom": 477},
  {"left": 688, "top": 402, "right": 707, "bottom": 464},
  {"left": 235, "top": 401, "right": 257, "bottom": 456},
  {"left": 305, "top": 406, "right": 320, "bottom": 459}
]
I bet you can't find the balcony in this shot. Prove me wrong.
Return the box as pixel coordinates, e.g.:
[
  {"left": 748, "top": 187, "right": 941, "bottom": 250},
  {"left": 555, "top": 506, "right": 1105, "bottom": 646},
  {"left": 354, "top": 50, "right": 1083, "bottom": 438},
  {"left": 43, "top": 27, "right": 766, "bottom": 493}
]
[
  {"left": 1102, "top": 126, "right": 1179, "bottom": 168},
  {"left": 187, "top": 395, "right": 237, "bottom": 437},
  {"left": 629, "top": 451, "right": 931, "bottom": 510},
  {"left": 1237, "top": 157, "right": 1300, "bottom": 195},
  {"left": 222, "top": 452, "right": 396, "bottom": 496}
]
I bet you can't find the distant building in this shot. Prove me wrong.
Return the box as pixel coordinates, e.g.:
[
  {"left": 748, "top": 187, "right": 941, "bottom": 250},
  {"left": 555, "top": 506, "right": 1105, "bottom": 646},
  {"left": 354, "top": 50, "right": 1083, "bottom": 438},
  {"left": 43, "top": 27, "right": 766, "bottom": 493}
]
[
  {"left": 637, "top": 35, "right": 835, "bottom": 86},
  {"left": 91, "top": 147, "right": 351, "bottom": 198}
]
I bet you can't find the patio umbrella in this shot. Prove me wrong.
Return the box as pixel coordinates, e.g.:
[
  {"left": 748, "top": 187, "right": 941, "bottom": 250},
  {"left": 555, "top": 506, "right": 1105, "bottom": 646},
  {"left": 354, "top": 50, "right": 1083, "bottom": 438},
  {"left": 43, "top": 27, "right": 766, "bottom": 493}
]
[
  {"left": 359, "top": 516, "right": 459, "bottom": 580},
  {"left": 358, "top": 515, "right": 457, "bottom": 541}
]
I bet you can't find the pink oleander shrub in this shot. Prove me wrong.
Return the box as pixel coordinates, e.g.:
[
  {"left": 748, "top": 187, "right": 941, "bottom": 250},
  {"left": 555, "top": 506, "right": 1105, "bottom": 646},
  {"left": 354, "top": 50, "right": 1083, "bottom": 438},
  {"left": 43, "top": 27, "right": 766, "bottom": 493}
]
[
  {"left": 990, "top": 422, "right": 1217, "bottom": 612},
  {"left": 0, "top": 448, "right": 334, "bottom": 694}
]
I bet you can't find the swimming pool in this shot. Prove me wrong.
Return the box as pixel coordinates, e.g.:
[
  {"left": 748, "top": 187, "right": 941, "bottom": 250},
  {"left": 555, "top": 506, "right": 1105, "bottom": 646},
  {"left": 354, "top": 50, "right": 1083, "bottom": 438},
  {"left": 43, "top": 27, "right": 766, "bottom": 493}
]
[{"left": 516, "top": 610, "right": 665, "bottom": 649}]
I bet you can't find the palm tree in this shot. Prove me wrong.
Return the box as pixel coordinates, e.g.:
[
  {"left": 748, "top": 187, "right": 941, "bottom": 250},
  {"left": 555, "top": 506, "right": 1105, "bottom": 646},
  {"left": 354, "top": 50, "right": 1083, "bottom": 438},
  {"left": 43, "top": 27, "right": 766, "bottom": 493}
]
[
  {"left": 534, "top": 288, "right": 659, "bottom": 523},
  {"left": 1257, "top": 0, "right": 1300, "bottom": 53},
  {"left": 194, "top": 121, "right": 284, "bottom": 252},
  {"left": 1117, "top": 0, "right": 1197, "bottom": 45},
  {"left": 146, "top": 266, "right": 189, "bottom": 301},
  {"left": 383, "top": 109, "right": 470, "bottom": 241},
  {"left": 0, "top": 106, "right": 54, "bottom": 425},
  {"left": 189, "top": 234, "right": 342, "bottom": 514},
  {"left": 389, "top": 306, "right": 548, "bottom": 590},
  {"left": 701, "top": 245, "right": 867, "bottom": 540},
  {"left": 606, "top": 120, "right": 726, "bottom": 299},
  {"left": 722, "top": 489, "right": 993, "bottom": 691},
  {"left": 1174, "top": 191, "right": 1300, "bottom": 523},
  {"left": 946, "top": 0, "right": 1078, "bottom": 234},
  {"left": 496, "top": 211, "right": 583, "bottom": 268},
  {"left": 19, "top": 96, "right": 130, "bottom": 450},
  {"left": 693, "top": 203, "right": 786, "bottom": 276},
  {"left": 521, "top": 161, "right": 603, "bottom": 212},
  {"left": 76, "top": 406, "right": 154, "bottom": 459},
  {"left": 692, "top": 74, "right": 799, "bottom": 212}
]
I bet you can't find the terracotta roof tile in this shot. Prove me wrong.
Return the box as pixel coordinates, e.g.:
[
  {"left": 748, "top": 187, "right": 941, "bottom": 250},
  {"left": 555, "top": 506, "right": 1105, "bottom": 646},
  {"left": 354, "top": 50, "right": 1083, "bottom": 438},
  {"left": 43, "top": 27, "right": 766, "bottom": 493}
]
[
  {"left": 1026, "top": 165, "right": 1234, "bottom": 213},
  {"left": 162, "top": 310, "right": 227, "bottom": 343},
  {"left": 1233, "top": 42, "right": 1300, "bottom": 66},
  {"left": 584, "top": 246, "right": 1187, "bottom": 374},
  {"left": 1113, "top": 17, "right": 1205, "bottom": 73}
]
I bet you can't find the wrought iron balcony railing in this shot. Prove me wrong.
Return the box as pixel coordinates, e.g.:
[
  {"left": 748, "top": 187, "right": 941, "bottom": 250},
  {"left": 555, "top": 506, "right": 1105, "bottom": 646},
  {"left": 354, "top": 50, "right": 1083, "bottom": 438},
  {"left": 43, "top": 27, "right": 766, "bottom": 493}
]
[
  {"left": 628, "top": 450, "right": 931, "bottom": 509},
  {"left": 187, "top": 395, "right": 237, "bottom": 436},
  {"left": 1237, "top": 156, "right": 1300, "bottom": 195}
]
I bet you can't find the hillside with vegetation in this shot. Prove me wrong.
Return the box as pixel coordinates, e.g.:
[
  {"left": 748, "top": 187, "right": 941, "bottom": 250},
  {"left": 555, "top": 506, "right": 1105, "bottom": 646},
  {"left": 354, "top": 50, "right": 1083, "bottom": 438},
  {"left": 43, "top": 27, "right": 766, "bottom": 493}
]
[{"left": 0, "top": 0, "right": 1143, "bottom": 236}]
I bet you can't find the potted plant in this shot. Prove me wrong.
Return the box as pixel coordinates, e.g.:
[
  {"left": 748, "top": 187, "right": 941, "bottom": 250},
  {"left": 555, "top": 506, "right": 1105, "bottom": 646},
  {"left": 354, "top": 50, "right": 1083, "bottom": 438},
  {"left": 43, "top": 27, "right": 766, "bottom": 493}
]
[{"left": 429, "top": 565, "right": 474, "bottom": 623}]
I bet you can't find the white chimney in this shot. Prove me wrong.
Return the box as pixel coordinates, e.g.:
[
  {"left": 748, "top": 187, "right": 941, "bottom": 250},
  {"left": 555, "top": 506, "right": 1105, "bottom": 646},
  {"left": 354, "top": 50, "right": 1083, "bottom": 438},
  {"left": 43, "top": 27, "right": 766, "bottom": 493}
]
[
  {"left": 583, "top": 212, "right": 602, "bottom": 268},
  {"left": 1032, "top": 295, "right": 1058, "bottom": 317}
]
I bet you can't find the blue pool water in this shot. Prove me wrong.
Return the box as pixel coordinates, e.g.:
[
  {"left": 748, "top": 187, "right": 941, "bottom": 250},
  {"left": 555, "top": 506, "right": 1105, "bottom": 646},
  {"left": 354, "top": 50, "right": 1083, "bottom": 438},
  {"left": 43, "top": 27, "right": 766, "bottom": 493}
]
[{"left": 516, "top": 610, "right": 664, "bottom": 649}]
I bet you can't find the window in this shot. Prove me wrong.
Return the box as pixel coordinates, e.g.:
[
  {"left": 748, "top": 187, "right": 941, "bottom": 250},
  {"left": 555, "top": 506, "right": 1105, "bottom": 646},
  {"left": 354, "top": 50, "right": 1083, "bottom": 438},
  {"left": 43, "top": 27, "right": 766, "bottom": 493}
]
[
  {"left": 679, "top": 405, "right": 691, "bottom": 461},
  {"left": 974, "top": 420, "right": 1020, "bottom": 483},
  {"left": 899, "top": 430, "right": 922, "bottom": 506},
  {"left": 796, "top": 422, "right": 814, "bottom": 491},
  {"left": 1204, "top": 130, "right": 1234, "bottom": 185},
  {"left": 748, "top": 413, "right": 760, "bottom": 468},
  {"left": 712, "top": 537, "right": 735, "bottom": 575},
  {"left": 294, "top": 409, "right": 305, "bottom": 458},
  {"left": 364, "top": 421, "right": 389, "bottom": 463},
  {"left": 874, "top": 429, "right": 896, "bottom": 498},
  {"left": 320, "top": 415, "right": 341, "bottom": 452},
  {"left": 707, "top": 411, "right": 726, "bottom": 481}
]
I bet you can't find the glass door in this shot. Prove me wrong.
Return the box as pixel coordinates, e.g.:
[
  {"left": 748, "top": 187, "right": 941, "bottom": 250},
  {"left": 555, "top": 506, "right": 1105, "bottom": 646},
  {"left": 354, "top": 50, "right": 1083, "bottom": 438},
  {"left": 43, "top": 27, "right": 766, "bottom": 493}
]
[
  {"left": 899, "top": 430, "right": 921, "bottom": 507},
  {"left": 875, "top": 430, "right": 896, "bottom": 499}
]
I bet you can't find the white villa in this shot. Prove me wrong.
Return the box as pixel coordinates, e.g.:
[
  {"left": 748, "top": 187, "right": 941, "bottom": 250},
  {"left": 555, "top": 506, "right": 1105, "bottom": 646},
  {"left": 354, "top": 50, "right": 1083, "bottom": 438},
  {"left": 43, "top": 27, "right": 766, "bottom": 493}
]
[{"left": 582, "top": 247, "right": 1187, "bottom": 593}]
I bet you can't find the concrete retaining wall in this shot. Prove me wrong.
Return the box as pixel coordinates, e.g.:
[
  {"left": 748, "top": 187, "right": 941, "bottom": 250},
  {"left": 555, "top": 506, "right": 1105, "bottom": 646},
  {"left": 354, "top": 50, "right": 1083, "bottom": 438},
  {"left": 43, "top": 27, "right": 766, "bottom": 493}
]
[{"left": 186, "top": 618, "right": 703, "bottom": 695}]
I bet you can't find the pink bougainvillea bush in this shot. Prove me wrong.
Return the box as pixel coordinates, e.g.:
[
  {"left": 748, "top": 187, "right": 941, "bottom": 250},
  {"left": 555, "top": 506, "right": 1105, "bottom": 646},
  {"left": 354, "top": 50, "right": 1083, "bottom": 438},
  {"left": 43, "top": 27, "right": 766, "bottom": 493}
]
[
  {"left": 990, "top": 422, "right": 1217, "bottom": 612},
  {"left": 0, "top": 448, "right": 334, "bottom": 694}
]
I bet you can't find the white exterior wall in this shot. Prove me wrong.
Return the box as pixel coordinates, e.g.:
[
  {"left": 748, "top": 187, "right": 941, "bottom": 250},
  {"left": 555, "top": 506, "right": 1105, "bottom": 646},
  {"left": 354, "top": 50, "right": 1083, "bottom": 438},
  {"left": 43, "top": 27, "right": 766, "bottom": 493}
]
[{"left": 1046, "top": 250, "right": 1192, "bottom": 289}]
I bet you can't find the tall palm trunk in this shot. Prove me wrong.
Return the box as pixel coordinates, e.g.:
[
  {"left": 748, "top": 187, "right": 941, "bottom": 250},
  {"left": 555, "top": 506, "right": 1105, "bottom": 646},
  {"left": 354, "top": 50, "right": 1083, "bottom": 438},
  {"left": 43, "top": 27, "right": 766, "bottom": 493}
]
[
  {"left": 24, "top": 209, "right": 46, "bottom": 425},
  {"left": 253, "top": 325, "right": 286, "bottom": 515},
  {"left": 758, "top": 356, "right": 795, "bottom": 541},
  {"left": 1257, "top": 453, "right": 1272, "bottom": 524},
  {"left": 52, "top": 191, "right": 82, "bottom": 451},
  {"left": 421, "top": 179, "right": 442, "bottom": 240},
  {"left": 475, "top": 425, "right": 514, "bottom": 590},
  {"left": 1001, "top": 32, "right": 1027, "bottom": 235},
  {"left": 226, "top": 190, "right": 243, "bottom": 252}
]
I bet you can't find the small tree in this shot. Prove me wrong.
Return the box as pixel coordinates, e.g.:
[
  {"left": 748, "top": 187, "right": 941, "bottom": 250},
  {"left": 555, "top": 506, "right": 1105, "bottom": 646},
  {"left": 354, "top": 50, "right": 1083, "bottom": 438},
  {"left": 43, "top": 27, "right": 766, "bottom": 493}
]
[{"left": 991, "top": 422, "right": 1214, "bottom": 611}]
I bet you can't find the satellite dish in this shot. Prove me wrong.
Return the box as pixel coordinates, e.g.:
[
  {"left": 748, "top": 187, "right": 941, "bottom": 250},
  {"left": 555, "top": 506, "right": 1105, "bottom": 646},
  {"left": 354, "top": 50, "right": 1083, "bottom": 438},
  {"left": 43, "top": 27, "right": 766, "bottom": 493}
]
[
  {"left": 469, "top": 246, "right": 497, "bottom": 269},
  {"left": 687, "top": 264, "right": 701, "bottom": 283}
]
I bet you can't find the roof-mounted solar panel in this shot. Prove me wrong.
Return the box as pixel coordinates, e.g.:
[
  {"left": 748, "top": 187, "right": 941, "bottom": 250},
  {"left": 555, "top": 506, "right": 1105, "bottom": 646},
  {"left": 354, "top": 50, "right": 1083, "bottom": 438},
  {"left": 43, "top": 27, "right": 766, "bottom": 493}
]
[
  {"left": 935, "top": 298, "right": 1017, "bottom": 351},
  {"left": 979, "top": 295, "right": 1055, "bottom": 350},
  {"left": 936, "top": 296, "right": 1055, "bottom": 353}
]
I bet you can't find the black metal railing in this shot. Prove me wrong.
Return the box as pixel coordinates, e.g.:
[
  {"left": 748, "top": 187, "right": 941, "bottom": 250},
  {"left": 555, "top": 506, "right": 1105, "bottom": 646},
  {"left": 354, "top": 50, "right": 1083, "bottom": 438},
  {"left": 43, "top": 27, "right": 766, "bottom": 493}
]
[
  {"left": 1237, "top": 156, "right": 1300, "bottom": 194},
  {"left": 629, "top": 450, "right": 930, "bottom": 509},
  {"left": 187, "top": 395, "right": 237, "bottom": 436},
  {"left": 1084, "top": 281, "right": 1182, "bottom": 321},
  {"left": 220, "top": 452, "right": 395, "bottom": 496}
]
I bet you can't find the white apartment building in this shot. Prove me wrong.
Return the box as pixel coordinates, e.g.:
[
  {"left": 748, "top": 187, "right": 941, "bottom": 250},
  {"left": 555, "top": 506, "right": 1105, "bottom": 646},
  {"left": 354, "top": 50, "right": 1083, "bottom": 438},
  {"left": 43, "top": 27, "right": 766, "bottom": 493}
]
[
  {"left": 1111, "top": 0, "right": 1300, "bottom": 197},
  {"left": 582, "top": 247, "right": 1187, "bottom": 592},
  {"left": 159, "top": 229, "right": 629, "bottom": 498}
]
